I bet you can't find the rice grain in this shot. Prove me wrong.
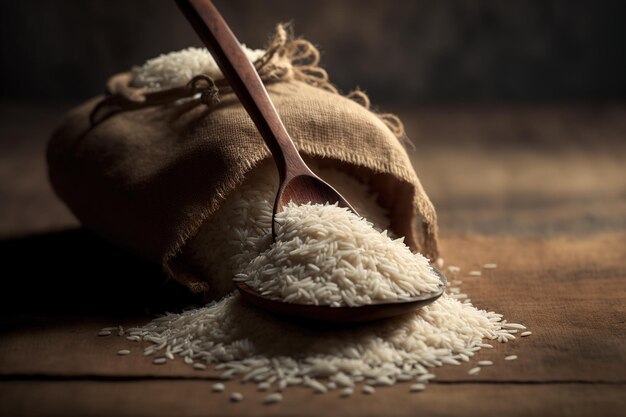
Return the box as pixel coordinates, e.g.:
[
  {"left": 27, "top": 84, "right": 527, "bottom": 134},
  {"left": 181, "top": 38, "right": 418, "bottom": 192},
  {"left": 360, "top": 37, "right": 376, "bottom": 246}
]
[
  {"left": 410, "top": 383, "right": 426, "bottom": 392},
  {"left": 416, "top": 373, "right": 436, "bottom": 382},
  {"left": 362, "top": 385, "right": 375, "bottom": 395},
  {"left": 263, "top": 393, "right": 283, "bottom": 404},
  {"left": 340, "top": 387, "right": 353, "bottom": 397},
  {"left": 468, "top": 367, "right": 481, "bottom": 375},
  {"left": 230, "top": 392, "right": 244, "bottom": 402}
]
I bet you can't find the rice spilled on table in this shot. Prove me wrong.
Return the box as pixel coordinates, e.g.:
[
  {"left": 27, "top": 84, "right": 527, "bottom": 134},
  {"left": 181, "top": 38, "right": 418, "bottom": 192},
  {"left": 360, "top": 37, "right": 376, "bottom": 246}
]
[{"left": 48, "top": 26, "right": 527, "bottom": 405}]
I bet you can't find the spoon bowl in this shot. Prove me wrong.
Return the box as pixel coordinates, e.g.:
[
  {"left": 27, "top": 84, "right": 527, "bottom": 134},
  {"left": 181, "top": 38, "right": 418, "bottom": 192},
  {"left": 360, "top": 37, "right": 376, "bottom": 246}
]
[
  {"left": 236, "top": 268, "right": 447, "bottom": 323},
  {"left": 272, "top": 173, "right": 357, "bottom": 237}
]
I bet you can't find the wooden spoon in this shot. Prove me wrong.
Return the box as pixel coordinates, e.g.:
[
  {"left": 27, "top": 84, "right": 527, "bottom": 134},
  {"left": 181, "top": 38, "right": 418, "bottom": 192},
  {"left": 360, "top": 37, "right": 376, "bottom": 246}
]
[
  {"left": 176, "top": 0, "right": 356, "bottom": 239},
  {"left": 176, "top": 0, "right": 446, "bottom": 322}
]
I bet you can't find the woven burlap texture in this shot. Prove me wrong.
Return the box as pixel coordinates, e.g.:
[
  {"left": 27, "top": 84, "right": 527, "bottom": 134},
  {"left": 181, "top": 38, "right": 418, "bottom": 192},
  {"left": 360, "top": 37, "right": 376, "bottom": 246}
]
[{"left": 47, "top": 26, "right": 439, "bottom": 294}]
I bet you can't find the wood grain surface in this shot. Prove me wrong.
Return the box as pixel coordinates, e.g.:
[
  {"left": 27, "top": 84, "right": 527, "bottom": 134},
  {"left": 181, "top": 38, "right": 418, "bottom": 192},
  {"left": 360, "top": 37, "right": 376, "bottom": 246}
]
[{"left": 0, "top": 102, "right": 624, "bottom": 416}]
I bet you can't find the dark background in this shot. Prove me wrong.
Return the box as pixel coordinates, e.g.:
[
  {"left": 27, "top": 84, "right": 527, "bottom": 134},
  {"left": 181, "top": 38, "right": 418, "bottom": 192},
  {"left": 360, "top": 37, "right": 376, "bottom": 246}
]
[{"left": 1, "top": 0, "right": 625, "bottom": 104}]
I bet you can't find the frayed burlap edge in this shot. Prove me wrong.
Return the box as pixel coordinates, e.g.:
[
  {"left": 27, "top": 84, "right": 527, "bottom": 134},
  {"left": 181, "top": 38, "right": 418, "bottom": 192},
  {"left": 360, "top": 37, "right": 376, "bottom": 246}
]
[{"left": 258, "top": 24, "right": 409, "bottom": 142}]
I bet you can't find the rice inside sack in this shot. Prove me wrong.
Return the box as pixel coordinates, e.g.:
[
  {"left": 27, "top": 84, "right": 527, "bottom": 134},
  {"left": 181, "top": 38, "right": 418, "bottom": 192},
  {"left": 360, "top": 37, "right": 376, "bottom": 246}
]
[
  {"left": 130, "top": 46, "right": 265, "bottom": 88},
  {"left": 184, "top": 161, "right": 403, "bottom": 301}
]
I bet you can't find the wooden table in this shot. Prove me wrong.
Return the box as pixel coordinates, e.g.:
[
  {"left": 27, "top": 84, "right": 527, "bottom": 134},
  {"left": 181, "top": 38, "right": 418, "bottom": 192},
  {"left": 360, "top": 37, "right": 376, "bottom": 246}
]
[{"left": 0, "top": 102, "right": 624, "bottom": 416}]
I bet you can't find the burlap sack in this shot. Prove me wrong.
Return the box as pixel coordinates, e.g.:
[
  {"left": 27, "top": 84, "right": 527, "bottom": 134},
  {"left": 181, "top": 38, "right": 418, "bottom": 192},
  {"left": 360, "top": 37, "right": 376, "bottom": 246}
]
[{"left": 47, "top": 26, "right": 439, "bottom": 295}]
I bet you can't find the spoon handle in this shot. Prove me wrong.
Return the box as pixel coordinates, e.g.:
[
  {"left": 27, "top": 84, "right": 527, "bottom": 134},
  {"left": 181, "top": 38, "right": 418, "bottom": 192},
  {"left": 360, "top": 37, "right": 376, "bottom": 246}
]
[{"left": 176, "top": 0, "right": 309, "bottom": 182}]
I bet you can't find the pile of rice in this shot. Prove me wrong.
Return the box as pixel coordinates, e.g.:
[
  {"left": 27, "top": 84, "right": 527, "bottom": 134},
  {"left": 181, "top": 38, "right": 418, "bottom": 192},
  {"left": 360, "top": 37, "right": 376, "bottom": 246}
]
[
  {"left": 235, "top": 202, "right": 441, "bottom": 306},
  {"left": 123, "top": 288, "right": 521, "bottom": 397},
  {"left": 184, "top": 162, "right": 397, "bottom": 301},
  {"left": 106, "top": 162, "right": 526, "bottom": 403},
  {"left": 103, "top": 49, "right": 528, "bottom": 404}
]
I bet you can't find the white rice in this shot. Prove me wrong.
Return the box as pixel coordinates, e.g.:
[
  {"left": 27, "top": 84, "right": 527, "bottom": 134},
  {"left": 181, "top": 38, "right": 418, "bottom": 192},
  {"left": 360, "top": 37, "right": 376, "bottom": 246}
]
[
  {"left": 468, "top": 367, "right": 481, "bottom": 375},
  {"left": 230, "top": 392, "right": 244, "bottom": 402},
  {"left": 305, "top": 377, "right": 328, "bottom": 393},
  {"left": 362, "top": 385, "right": 375, "bottom": 394},
  {"left": 263, "top": 393, "right": 283, "bottom": 404},
  {"left": 504, "top": 355, "right": 518, "bottom": 361},
  {"left": 416, "top": 373, "right": 436, "bottom": 382},
  {"left": 185, "top": 162, "right": 393, "bottom": 301},
  {"left": 410, "top": 383, "right": 426, "bottom": 392},
  {"left": 131, "top": 46, "right": 265, "bottom": 89},
  {"left": 340, "top": 387, "right": 353, "bottom": 397},
  {"left": 112, "top": 162, "right": 527, "bottom": 400},
  {"left": 117, "top": 350, "right": 131, "bottom": 356},
  {"left": 502, "top": 323, "right": 526, "bottom": 330},
  {"left": 124, "top": 289, "right": 523, "bottom": 397},
  {"left": 235, "top": 202, "right": 441, "bottom": 306}
]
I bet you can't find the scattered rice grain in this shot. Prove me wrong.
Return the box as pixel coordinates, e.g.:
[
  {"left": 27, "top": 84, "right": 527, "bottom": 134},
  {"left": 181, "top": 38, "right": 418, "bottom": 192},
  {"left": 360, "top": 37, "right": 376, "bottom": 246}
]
[
  {"left": 230, "top": 392, "right": 243, "bottom": 402},
  {"left": 362, "top": 385, "right": 375, "bottom": 394},
  {"left": 340, "top": 387, "right": 353, "bottom": 397},
  {"left": 416, "top": 373, "right": 436, "bottom": 382},
  {"left": 410, "top": 383, "right": 426, "bottom": 392},
  {"left": 468, "top": 367, "right": 481, "bottom": 375},
  {"left": 263, "top": 393, "right": 282, "bottom": 404}
]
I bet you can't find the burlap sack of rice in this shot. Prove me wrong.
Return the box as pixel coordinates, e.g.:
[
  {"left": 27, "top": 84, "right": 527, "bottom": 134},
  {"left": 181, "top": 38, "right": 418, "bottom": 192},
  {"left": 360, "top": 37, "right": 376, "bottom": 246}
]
[{"left": 47, "top": 25, "right": 439, "bottom": 298}]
